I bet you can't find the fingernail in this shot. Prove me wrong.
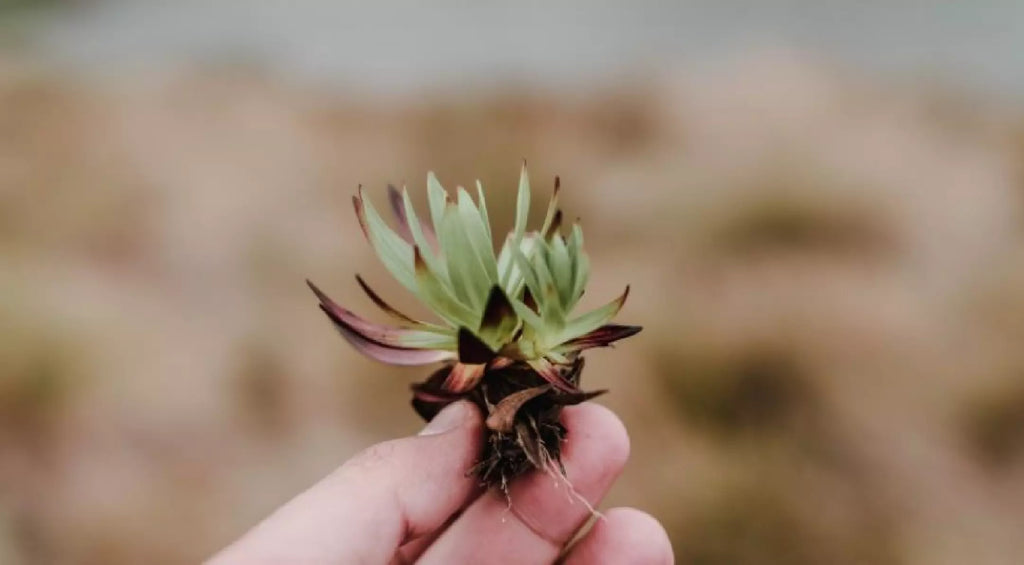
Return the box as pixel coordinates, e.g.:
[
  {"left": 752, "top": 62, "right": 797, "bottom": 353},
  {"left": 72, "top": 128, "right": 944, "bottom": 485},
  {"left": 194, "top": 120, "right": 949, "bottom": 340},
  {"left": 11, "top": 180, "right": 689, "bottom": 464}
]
[{"left": 419, "top": 401, "right": 467, "bottom": 436}]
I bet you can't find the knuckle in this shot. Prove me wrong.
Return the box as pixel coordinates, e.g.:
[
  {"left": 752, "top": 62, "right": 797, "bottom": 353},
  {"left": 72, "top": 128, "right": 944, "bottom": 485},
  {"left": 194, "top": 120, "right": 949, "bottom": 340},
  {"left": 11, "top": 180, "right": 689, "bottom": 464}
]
[{"left": 345, "top": 439, "right": 402, "bottom": 473}]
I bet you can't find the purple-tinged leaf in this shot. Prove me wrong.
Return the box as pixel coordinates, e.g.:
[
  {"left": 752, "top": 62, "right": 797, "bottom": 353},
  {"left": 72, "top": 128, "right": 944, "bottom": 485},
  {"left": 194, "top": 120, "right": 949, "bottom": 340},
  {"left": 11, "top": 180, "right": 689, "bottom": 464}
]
[
  {"left": 554, "top": 286, "right": 631, "bottom": 345},
  {"left": 317, "top": 309, "right": 452, "bottom": 366},
  {"left": 559, "top": 324, "right": 643, "bottom": 352},
  {"left": 487, "top": 356, "right": 515, "bottom": 371},
  {"left": 352, "top": 193, "right": 369, "bottom": 240},
  {"left": 549, "top": 388, "right": 607, "bottom": 406},
  {"left": 387, "top": 184, "right": 414, "bottom": 243},
  {"left": 411, "top": 365, "right": 463, "bottom": 420},
  {"left": 527, "top": 357, "right": 578, "bottom": 394},
  {"left": 443, "top": 362, "right": 486, "bottom": 393},
  {"left": 485, "top": 385, "right": 551, "bottom": 433},
  {"left": 355, "top": 274, "right": 421, "bottom": 325},
  {"left": 308, "top": 280, "right": 453, "bottom": 348}
]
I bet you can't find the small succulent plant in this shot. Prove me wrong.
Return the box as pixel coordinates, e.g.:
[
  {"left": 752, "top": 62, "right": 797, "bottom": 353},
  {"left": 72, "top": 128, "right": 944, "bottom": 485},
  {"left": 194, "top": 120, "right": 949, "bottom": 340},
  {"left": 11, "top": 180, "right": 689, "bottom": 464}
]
[{"left": 308, "top": 164, "right": 640, "bottom": 491}]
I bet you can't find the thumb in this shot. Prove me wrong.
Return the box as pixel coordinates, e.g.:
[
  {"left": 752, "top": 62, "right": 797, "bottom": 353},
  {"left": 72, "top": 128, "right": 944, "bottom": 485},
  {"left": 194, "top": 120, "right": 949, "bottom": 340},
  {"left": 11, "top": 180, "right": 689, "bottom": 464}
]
[{"left": 209, "top": 400, "right": 483, "bottom": 564}]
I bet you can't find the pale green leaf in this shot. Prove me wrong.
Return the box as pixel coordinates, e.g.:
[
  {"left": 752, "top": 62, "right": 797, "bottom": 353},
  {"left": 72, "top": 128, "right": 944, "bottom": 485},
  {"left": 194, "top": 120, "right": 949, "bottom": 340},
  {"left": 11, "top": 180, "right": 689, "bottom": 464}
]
[
  {"left": 427, "top": 172, "right": 448, "bottom": 240},
  {"left": 457, "top": 187, "right": 498, "bottom": 283},
  {"left": 549, "top": 234, "right": 573, "bottom": 307},
  {"left": 401, "top": 187, "right": 449, "bottom": 282},
  {"left": 504, "top": 162, "right": 531, "bottom": 287},
  {"left": 358, "top": 189, "right": 416, "bottom": 291},
  {"left": 394, "top": 330, "right": 458, "bottom": 349},
  {"left": 551, "top": 286, "right": 629, "bottom": 347},
  {"left": 509, "top": 297, "right": 544, "bottom": 338},
  {"left": 440, "top": 202, "right": 490, "bottom": 310},
  {"left": 476, "top": 180, "right": 492, "bottom": 242},
  {"left": 566, "top": 224, "right": 585, "bottom": 309},
  {"left": 540, "top": 177, "right": 561, "bottom": 238},
  {"left": 510, "top": 242, "right": 542, "bottom": 307},
  {"left": 569, "top": 224, "right": 589, "bottom": 308},
  {"left": 413, "top": 247, "right": 476, "bottom": 326},
  {"left": 530, "top": 241, "right": 564, "bottom": 328},
  {"left": 497, "top": 233, "right": 514, "bottom": 286}
]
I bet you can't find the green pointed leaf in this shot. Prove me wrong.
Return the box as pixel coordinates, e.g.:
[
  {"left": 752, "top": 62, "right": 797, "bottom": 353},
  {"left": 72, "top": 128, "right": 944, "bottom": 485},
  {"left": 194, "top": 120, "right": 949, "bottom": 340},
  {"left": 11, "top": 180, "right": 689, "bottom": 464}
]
[
  {"left": 551, "top": 286, "right": 630, "bottom": 347},
  {"left": 427, "top": 172, "right": 448, "bottom": 240},
  {"left": 439, "top": 202, "right": 488, "bottom": 309},
  {"left": 476, "top": 180, "right": 492, "bottom": 242},
  {"left": 413, "top": 246, "right": 476, "bottom": 326},
  {"left": 549, "top": 234, "right": 573, "bottom": 307},
  {"left": 505, "top": 233, "right": 540, "bottom": 298},
  {"left": 504, "top": 162, "right": 531, "bottom": 287},
  {"left": 566, "top": 224, "right": 585, "bottom": 309},
  {"left": 508, "top": 297, "right": 544, "bottom": 340},
  {"left": 355, "top": 188, "right": 416, "bottom": 292},
  {"left": 457, "top": 187, "right": 498, "bottom": 283},
  {"left": 540, "top": 175, "right": 561, "bottom": 238},
  {"left": 530, "top": 241, "right": 564, "bottom": 327},
  {"left": 354, "top": 274, "right": 445, "bottom": 330},
  {"left": 570, "top": 230, "right": 589, "bottom": 308},
  {"left": 401, "top": 187, "right": 449, "bottom": 282},
  {"left": 509, "top": 241, "right": 542, "bottom": 307},
  {"left": 497, "top": 233, "right": 515, "bottom": 286}
]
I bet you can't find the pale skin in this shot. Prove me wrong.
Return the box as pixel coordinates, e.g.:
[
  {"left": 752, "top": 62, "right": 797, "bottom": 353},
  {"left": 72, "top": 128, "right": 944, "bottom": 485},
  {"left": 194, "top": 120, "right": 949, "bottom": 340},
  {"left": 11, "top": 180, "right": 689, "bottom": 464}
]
[{"left": 209, "top": 401, "right": 674, "bottom": 564}]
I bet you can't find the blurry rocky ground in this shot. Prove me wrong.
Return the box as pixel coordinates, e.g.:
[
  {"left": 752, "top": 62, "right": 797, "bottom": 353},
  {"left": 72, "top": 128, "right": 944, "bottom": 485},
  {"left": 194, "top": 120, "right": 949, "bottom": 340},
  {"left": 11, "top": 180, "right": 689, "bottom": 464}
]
[{"left": 4, "top": 49, "right": 1024, "bottom": 564}]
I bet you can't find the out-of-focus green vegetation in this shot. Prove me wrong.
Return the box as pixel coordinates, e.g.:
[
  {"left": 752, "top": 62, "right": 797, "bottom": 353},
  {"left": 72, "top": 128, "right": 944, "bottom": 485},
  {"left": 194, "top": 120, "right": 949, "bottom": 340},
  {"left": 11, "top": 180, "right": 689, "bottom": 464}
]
[{"left": 4, "top": 52, "right": 1024, "bottom": 564}]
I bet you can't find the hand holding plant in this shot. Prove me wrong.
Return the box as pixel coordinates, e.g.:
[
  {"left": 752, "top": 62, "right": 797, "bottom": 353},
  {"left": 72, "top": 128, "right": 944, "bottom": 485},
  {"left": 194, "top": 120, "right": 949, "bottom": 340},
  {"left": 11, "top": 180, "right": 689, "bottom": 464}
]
[{"left": 210, "top": 400, "right": 672, "bottom": 564}]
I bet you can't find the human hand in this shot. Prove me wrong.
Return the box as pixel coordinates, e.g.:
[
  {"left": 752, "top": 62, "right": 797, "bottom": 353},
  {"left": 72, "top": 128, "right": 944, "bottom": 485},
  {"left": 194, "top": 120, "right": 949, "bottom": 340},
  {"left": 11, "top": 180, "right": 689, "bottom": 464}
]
[{"left": 209, "top": 400, "right": 673, "bottom": 564}]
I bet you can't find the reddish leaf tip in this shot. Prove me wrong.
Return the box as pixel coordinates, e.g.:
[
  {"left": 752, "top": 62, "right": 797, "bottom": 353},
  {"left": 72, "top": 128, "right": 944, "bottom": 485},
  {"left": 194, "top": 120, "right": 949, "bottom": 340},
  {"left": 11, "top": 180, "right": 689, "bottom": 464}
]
[
  {"left": 458, "top": 327, "right": 496, "bottom": 364},
  {"left": 306, "top": 278, "right": 328, "bottom": 302},
  {"left": 443, "top": 362, "right": 486, "bottom": 393},
  {"left": 386, "top": 184, "right": 413, "bottom": 242},
  {"left": 354, "top": 274, "right": 420, "bottom": 325},
  {"left": 480, "top": 285, "right": 516, "bottom": 333},
  {"left": 544, "top": 209, "right": 563, "bottom": 239},
  {"left": 352, "top": 194, "right": 369, "bottom": 238},
  {"left": 413, "top": 245, "right": 427, "bottom": 273}
]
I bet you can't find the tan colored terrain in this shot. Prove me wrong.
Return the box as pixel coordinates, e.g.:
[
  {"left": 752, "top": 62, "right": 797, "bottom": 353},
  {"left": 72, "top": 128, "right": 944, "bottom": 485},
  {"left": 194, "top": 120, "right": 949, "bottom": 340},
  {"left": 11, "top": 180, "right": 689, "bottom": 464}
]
[{"left": 3, "top": 53, "right": 1024, "bottom": 563}]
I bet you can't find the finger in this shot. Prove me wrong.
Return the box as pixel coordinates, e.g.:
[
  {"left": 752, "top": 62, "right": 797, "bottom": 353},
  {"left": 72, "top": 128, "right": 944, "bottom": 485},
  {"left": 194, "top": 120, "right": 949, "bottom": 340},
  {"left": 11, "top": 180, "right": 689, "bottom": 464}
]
[
  {"left": 563, "top": 507, "right": 673, "bottom": 565},
  {"left": 208, "top": 400, "right": 483, "bottom": 565},
  {"left": 418, "top": 403, "right": 630, "bottom": 564}
]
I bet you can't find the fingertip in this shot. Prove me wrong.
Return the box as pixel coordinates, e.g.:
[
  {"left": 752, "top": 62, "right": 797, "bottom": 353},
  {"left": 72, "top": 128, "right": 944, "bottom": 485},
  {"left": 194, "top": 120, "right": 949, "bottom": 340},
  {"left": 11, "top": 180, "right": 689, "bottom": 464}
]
[
  {"left": 603, "top": 507, "right": 673, "bottom": 555},
  {"left": 560, "top": 402, "right": 631, "bottom": 472},
  {"left": 419, "top": 400, "right": 483, "bottom": 436},
  {"left": 566, "top": 507, "right": 674, "bottom": 565}
]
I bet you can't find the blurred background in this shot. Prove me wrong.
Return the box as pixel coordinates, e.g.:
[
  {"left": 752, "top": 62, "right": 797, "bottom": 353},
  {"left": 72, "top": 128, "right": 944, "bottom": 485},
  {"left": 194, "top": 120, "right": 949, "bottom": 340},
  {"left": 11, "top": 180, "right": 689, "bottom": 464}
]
[{"left": 4, "top": 1, "right": 1024, "bottom": 563}]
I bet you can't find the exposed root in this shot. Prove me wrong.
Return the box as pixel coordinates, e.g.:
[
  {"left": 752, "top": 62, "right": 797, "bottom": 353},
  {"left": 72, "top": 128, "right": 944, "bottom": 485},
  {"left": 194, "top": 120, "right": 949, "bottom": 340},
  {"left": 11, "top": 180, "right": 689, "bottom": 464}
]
[
  {"left": 544, "top": 460, "right": 603, "bottom": 521},
  {"left": 417, "top": 358, "right": 605, "bottom": 497}
]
